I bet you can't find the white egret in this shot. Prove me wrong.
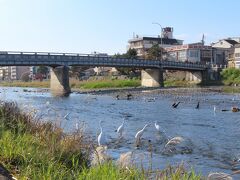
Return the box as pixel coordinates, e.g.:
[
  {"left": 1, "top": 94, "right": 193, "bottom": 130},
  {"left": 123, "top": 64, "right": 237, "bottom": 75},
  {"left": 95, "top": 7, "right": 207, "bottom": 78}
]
[
  {"left": 97, "top": 120, "right": 106, "bottom": 146},
  {"left": 165, "top": 136, "right": 184, "bottom": 147},
  {"left": 117, "top": 119, "right": 126, "bottom": 138},
  {"left": 207, "top": 172, "right": 232, "bottom": 180},
  {"left": 46, "top": 101, "right": 50, "bottom": 106},
  {"left": 135, "top": 124, "right": 149, "bottom": 145},
  {"left": 155, "top": 121, "right": 160, "bottom": 132},
  {"left": 64, "top": 112, "right": 70, "bottom": 120},
  {"left": 75, "top": 122, "right": 79, "bottom": 131},
  {"left": 213, "top": 105, "right": 216, "bottom": 112}
]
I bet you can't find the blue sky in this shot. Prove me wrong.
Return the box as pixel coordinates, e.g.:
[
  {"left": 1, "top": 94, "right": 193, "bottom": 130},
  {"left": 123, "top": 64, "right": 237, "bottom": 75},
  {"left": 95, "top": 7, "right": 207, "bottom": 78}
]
[{"left": 0, "top": 0, "right": 239, "bottom": 54}]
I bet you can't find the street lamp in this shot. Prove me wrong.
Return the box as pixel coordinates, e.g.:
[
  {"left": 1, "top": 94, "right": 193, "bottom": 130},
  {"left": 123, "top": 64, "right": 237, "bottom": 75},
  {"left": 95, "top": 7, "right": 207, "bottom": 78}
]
[
  {"left": 152, "top": 22, "right": 163, "bottom": 45},
  {"left": 152, "top": 22, "right": 163, "bottom": 59}
]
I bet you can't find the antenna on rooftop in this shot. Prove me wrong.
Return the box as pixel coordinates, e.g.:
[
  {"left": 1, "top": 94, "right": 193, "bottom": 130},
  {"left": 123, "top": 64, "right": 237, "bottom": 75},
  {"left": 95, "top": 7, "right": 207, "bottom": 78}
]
[{"left": 201, "top": 34, "right": 205, "bottom": 45}]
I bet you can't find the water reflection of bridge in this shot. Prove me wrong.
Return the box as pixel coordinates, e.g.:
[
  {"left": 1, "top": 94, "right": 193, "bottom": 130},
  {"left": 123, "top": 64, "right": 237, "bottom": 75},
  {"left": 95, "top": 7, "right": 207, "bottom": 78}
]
[{"left": 0, "top": 51, "right": 214, "bottom": 96}]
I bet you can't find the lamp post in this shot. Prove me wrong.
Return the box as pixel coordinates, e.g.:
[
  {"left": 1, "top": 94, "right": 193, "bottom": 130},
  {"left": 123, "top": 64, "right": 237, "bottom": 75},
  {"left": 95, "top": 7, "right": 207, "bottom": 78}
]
[{"left": 152, "top": 22, "right": 163, "bottom": 59}]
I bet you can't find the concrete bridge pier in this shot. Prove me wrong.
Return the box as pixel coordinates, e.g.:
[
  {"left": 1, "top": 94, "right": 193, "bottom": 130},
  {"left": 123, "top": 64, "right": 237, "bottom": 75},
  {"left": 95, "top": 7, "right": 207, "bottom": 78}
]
[
  {"left": 50, "top": 66, "right": 71, "bottom": 96},
  {"left": 185, "top": 71, "right": 202, "bottom": 82},
  {"left": 141, "top": 69, "right": 164, "bottom": 87},
  {"left": 185, "top": 71, "right": 208, "bottom": 84}
]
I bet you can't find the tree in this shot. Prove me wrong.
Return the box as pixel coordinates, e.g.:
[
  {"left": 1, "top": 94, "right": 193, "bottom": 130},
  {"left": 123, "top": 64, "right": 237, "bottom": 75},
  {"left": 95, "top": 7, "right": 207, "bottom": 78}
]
[
  {"left": 20, "top": 72, "right": 30, "bottom": 82},
  {"left": 146, "top": 44, "right": 165, "bottom": 60},
  {"left": 69, "top": 66, "right": 90, "bottom": 79},
  {"left": 125, "top": 48, "right": 137, "bottom": 59},
  {"left": 37, "top": 66, "right": 49, "bottom": 75},
  {"left": 113, "top": 49, "right": 139, "bottom": 76}
]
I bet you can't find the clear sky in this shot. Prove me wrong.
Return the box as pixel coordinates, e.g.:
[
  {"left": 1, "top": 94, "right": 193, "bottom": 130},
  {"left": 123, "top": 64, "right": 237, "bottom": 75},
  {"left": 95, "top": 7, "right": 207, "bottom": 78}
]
[{"left": 0, "top": 0, "right": 239, "bottom": 55}]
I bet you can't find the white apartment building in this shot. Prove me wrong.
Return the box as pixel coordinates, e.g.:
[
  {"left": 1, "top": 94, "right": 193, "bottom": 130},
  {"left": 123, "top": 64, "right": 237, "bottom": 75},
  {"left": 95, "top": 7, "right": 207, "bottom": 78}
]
[
  {"left": 0, "top": 66, "right": 30, "bottom": 80},
  {"left": 229, "top": 44, "right": 240, "bottom": 68},
  {"left": 128, "top": 27, "right": 183, "bottom": 57},
  {"left": 165, "top": 43, "right": 226, "bottom": 65},
  {"left": 212, "top": 39, "right": 238, "bottom": 49},
  {"left": 0, "top": 67, "right": 11, "bottom": 80}
]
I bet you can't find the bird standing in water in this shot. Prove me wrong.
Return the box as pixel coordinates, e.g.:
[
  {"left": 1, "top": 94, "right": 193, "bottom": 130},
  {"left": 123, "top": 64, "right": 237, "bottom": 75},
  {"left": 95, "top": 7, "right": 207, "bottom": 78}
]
[
  {"left": 135, "top": 124, "right": 149, "bottom": 146},
  {"left": 172, "top": 102, "right": 180, "bottom": 108},
  {"left": 196, "top": 102, "right": 200, "bottom": 109},
  {"left": 98, "top": 120, "right": 106, "bottom": 146},
  {"left": 117, "top": 119, "right": 126, "bottom": 138}
]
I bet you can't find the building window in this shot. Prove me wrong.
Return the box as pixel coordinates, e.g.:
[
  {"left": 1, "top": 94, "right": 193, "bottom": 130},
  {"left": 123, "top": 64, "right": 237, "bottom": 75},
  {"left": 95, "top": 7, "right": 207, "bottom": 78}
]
[
  {"left": 202, "top": 51, "right": 211, "bottom": 58},
  {"left": 235, "top": 53, "right": 240, "bottom": 58},
  {"left": 178, "top": 50, "right": 187, "bottom": 61},
  {"left": 189, "top": 50, "right": 199, "bottom": 57}
]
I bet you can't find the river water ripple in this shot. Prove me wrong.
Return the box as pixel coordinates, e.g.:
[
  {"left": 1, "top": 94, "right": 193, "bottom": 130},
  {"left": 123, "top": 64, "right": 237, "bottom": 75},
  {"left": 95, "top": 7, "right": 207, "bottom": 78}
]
[{"left": 1, "top": 87, "right": 240, "bottom": 177}]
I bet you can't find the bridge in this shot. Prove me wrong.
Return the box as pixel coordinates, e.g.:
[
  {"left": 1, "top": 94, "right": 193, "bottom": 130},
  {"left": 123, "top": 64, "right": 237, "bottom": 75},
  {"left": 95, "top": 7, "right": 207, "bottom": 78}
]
[{"left": 0, "top": 51, "right": 211, "bottom": 96}]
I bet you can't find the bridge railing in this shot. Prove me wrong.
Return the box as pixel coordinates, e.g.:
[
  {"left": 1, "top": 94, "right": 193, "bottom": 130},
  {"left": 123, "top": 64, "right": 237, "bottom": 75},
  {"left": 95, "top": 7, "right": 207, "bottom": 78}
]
[
  {"left": 0, "top": 51, "right": 208, "bottom": 69},
  {"left": 0, "top": 51, "right": 105, "bottom": 57}
]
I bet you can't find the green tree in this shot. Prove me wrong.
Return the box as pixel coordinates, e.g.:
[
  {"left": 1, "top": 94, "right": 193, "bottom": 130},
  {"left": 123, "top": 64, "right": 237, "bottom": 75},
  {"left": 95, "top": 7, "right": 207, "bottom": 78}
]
[
  {"left": 113, "top": 49, "right": 139, "bottom": 76},
  {"left": 37, "top": 66, "right": 49, "bottom": 75},
  {"left": 69, "top": 66, "right": 90, "bottom": 79},
  {"left": 20, "top": 72, "right": 30, "bottom": 82},
  {"left": 146, "top": 44, "right": 164, "bottom": 60},
  {"left": 125, "top": 48, "right": 137, "bottom": 59}
]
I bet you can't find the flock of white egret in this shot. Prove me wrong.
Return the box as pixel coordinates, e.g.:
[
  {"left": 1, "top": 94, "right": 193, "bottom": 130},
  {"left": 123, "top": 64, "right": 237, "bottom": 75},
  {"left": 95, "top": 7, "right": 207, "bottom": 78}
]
[
  {"left": 97, "top": 118, "right": 184, "bottom": 150},
  {"left": 43, "top": 95, "right": 237, "bottom": 179}
]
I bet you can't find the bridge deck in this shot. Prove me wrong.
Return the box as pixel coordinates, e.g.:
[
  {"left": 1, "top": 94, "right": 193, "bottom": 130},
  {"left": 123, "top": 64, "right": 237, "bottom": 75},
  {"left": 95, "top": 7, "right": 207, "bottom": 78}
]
[{"left": 0, "top": 51, "right": 208, "bottom": 71}]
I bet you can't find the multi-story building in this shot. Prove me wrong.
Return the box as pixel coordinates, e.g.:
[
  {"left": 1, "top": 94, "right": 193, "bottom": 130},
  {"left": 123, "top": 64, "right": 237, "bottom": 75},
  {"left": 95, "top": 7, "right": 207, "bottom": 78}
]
[
  {"left": 128, "top": 27, "right": 183, "bottom": 57},
  {"left": 212, "top": 39, "right": 239, "bottom": 49},
  {"left": 165, "top": 43, "right": 226, "bottom": 65},
  {"left": 165, "top": 43, "right": 210, "bottom": 63},
  {"left": 227, "top": 44, "right": 240, "bottom": 68},
  {"left": 212, "top": 38, "right": 240, "bottom": 67},
  {"left": 0, "top": 66, "right": 30, "bottom": 80},
  {"left": 234, "top": 44, "right": 240, "bottom": 68},
  {"left": 0, "top": 67, "right": 11, "bottom": 80},
  {"left": 11, "top": 66, "right": 30, "bottom": 80}
]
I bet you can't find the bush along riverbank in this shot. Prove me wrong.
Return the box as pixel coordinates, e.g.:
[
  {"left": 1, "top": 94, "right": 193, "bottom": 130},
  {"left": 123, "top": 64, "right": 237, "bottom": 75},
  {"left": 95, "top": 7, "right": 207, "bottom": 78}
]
[
  {"left": 0, "top": 101, "right": 203, "bottom": 179},
  {"left": 221, "top": 68, "right": 240, "bottom": 86}
]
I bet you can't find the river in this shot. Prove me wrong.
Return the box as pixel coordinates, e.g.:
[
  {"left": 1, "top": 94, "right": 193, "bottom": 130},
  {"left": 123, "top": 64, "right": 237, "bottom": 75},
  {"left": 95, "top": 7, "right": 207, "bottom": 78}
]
[{"left": 1, "top": 87, "right": 240, "bottom": 178}]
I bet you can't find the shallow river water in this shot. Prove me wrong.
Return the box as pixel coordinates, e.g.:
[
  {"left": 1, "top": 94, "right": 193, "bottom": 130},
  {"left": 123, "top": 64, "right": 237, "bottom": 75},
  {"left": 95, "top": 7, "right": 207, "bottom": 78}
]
[{"left": 1, "top": 87, "right": 240, "bottom": 178}]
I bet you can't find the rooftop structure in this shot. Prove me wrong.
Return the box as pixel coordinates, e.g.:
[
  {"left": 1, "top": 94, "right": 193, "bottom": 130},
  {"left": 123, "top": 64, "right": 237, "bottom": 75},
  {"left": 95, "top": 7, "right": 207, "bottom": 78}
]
[{"left": 128, "top": 27, "right": 183, "bottom": 57}]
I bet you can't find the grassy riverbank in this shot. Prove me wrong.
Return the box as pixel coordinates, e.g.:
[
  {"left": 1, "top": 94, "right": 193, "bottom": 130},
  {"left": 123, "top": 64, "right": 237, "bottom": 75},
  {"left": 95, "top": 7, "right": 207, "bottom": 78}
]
[
  {"left": 0, "top": 79, "right": 141, "bottom": 89},
  {"left": 164, "top": 80, "right": 197, "bottom": 87},
  {"left": 0, "top": 101, "right": 202, "bottom": 179},
  {"left": 0, "top": 79, "right": 194, "bottom": 89},
  {"left": 0, "top": 81, "right": 50, "bottom": 88}
]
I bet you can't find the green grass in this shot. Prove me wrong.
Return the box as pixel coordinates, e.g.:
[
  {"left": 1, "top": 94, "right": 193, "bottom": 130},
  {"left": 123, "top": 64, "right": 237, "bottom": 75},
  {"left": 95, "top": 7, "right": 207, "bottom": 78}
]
[
  {"left": 0, "top": 101, "right": 202, "bottom": 179},
  {"left": 0, "top": 81, "right": 50, "bottom": 88},
  {"left": 222, "top": 86, "right": 240, "bottom": 93},
  {"left": 72, "top": 79, "right": 141, "bottom": 89},
  {"left": 0, "top": 79, "right": 141, "bottom": 90},
  {"left": 164, "top": 80, "right": 197, "bottom": 87}
]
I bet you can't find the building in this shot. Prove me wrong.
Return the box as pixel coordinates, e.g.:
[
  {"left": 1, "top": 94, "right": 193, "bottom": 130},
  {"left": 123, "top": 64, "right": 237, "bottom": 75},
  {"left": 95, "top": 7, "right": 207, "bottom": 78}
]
[
  {"left": 165, "top": 43, "right": 211, "bottom": 63},
  {"left": 128, "top": 27, "right": 183, "bottom": 57},
  {"left": 212, "top": 38, "right": 240, "bottom": 67},
  {"left": 227, "top": 44, "right": 240, "bottom": 68},
  {"left": 165, "top": 43, "right": 226, "bottom": 65},
  {"left": 0, "top": 66, "right": 30, "bottom": 80},
  {"left": 212, "top": 39, "right": 239, "bottom": 49},
  {"left": 234, "top": 44, "right": 240, "bottom": 68},
  {"left": 0, "top": 67, "right": 11, "bottom": 80},
  {"left": 11, "top": 66, "right": 30, "bottom": 80}
]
